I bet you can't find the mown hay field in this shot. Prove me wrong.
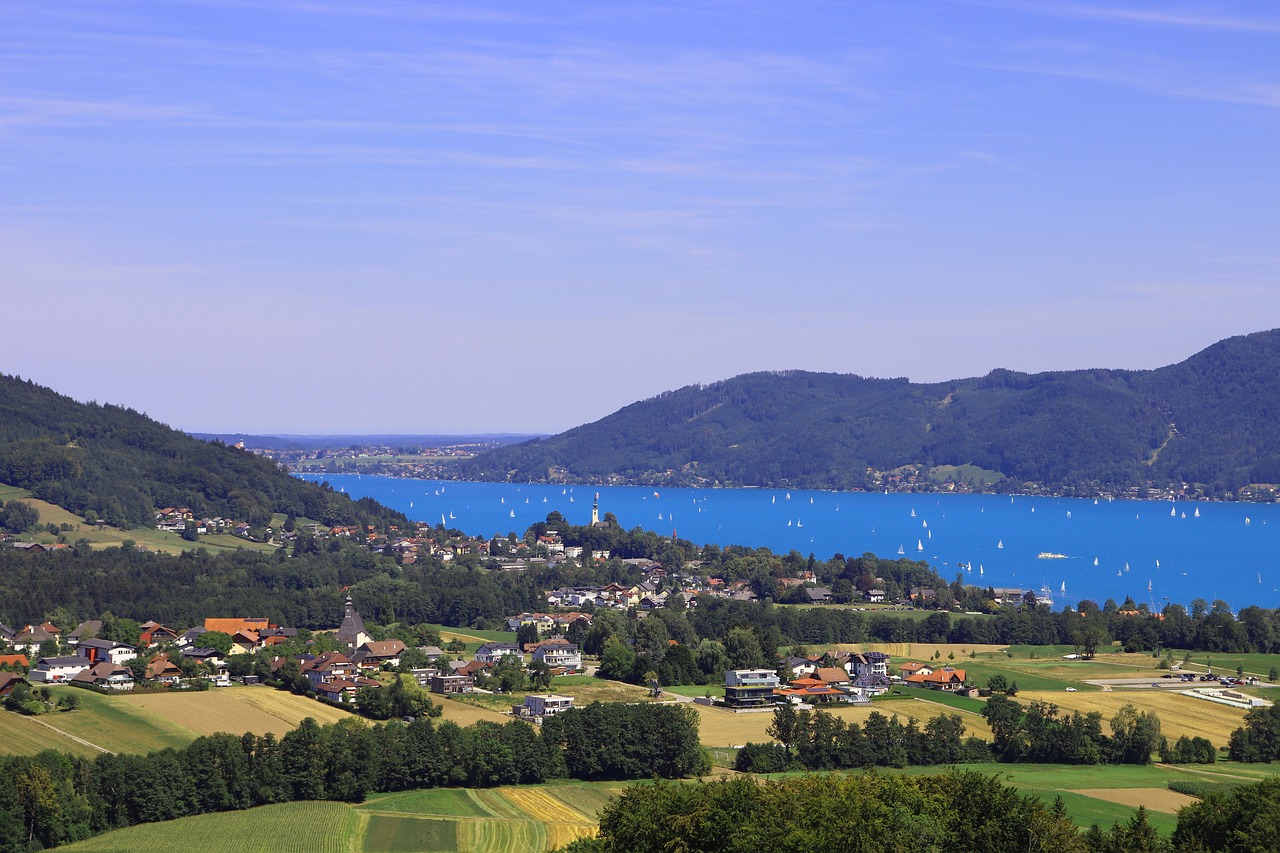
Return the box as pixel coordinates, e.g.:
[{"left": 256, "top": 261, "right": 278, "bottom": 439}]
[
  {"left": 34, "top": 686, "right": 354, "bottom": 754},
  {"left": 118, "top": 685, "right": 354, "bottom": 736},
  {"left": 59, "top": 801, "right": 359, "bottom": 853},
  {"left": 1017, "top": 689, "right": 1250, "bottom": 742},
  {"left": 692, "top": 700, "right": 993, "bottom": 747}
]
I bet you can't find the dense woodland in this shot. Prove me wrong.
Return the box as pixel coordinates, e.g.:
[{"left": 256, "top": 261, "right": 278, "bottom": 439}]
[
  {"left": 0, "top": 703, "right": 704, "bottom": 852},
  {"left": 461, "top": 329, "right": 1280, "bottom": 494},
  {"left": 0, "top": 373, "right": 408, "bottom": 531}
]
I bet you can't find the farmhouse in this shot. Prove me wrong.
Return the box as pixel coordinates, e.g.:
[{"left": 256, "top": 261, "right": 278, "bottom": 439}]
[{"left": 29, "top": 655, "right": 93, "bottom": 683}]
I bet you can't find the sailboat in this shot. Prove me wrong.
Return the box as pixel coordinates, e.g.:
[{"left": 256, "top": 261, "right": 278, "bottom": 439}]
[
  {"left": 809, "top": 497, "right": 814, "bottom": 504},
  {"left": 772, "top": 495, "right": 776, "bottom": 504},
  {"left": 1117, "top": 569, "right": 1122, "bottom": 577},
  {"left": 897, "top": 545, "right": 905, "bottom": 555},
  {"left": 658, "top": 513, "right": 664, "bottom": 521},
  {"left": 922, "top": 520, "right": 928, "bottom": 528},
  {"left": 1246, "top": 517, "right": 1252, "bottom": 525},
  {"left": 440, "top": 514, "right": 446, "bottom": 525},
  {"left": 1156, "top": 559, "right": 1160, "bottom": 568},
  {"left": 797, "top": 520, "right": 803, "bottom": 528},
  {"left": 1124, "top": 562, "right": 1130, "bottom": 572},
  {"left": 917, "top": 539, "right": 924, "bottom": 551},
  {"left": 542, "top": 497, "right": 547, "bottom": 503},
  {"left": 1066, "top": 511, "right": 1071, "bottom": 518},
  {"left": 785, "top": 492, "right": 791, "bottom": 500},
  {"left": 1194, "top": 507, "right": 1200, "bottom": 517},
  {"left": 1171, "top": 505, "right": 1176, "bottom": 517},
  {"left": 1061, "top": 581, "right": 1066, "bottom": 594},
  {"left": 1181, "top": 512, "right": 1186, "bottom": 518},
  {"left": 500, "top": 497, "right": 505, "bottom": 504},
  {"left": 927, "top": 530, "right": 932, "bottom": 539},
  {"left": 1093, "top": 557, "right": 1099, "bottom": 566},
  {"left": 409, "top": 501, "right": 413, "bottom": 508},
  {"left": 787, "top": 519, "right": 792, "bottom": 527},
  {"left": 997, "top": 540, "right": 1004, "bottom": 549},
  {"left": 1259, "top": 573, "right": 1263, "bottom": 584},
  {"left": 910, "top": 508, "right": 916, "bottom": 517},
  {"left": 509, "top": 509, "right": 515, "bottom": 518},
  {"left": 1148, "top": 579, "right": 1152, "bottom": 592},
  {"left": 449, "top": 512, "right": 455, "bottom": 519},
  {"left": 979, "top": 565, "right": 984, "bottom": 576}
]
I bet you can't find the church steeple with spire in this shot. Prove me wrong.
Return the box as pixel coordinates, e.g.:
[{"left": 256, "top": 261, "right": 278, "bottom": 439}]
[{"left": 591, "top": 492, "right": 600, "bottom": 526}]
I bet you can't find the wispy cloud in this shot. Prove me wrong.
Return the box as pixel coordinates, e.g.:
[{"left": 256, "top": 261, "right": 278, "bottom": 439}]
[{"left": 956, "top": 0, "right": 1280, "bottom": 34}]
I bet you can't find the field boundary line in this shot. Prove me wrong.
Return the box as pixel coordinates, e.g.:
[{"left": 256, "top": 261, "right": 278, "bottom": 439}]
[{"left": 1154, "top": 763, "right": 1254, "bottom": 781}]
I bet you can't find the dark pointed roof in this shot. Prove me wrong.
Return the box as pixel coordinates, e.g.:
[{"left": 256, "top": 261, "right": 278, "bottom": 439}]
[{"left": 336, "top": 595, "right": 367, "bottom": 647}]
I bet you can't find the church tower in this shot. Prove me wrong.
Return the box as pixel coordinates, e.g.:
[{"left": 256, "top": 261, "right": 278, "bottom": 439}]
[{"left": 591, "top": 492, "right": 600, "bottom": 526}]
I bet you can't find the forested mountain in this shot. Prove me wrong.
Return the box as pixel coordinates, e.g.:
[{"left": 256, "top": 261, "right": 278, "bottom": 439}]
[
  {"left": 460, "top": 329, "right": 1280, "bottom": 494},
  {"left": 0, "top": 374, "right": 408, "bottom": 530}
]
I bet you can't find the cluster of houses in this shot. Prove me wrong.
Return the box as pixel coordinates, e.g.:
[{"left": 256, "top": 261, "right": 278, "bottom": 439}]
[
  {"left": 1, "top": 615, "right": 308, "bottom": 691},
  {"left": 721, "top": 654, "right": 970, "bottom": 710}
]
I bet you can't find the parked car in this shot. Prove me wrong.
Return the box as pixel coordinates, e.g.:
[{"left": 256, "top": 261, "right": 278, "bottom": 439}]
[{"left": 1065, "top": 687, "right": 1078, "bottom": 692}]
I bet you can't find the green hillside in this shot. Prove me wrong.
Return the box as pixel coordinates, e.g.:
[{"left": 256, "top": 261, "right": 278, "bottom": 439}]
[
  {"left": 460, "top": 329, "right": 1280, "bottom": 494},
  {"left": 0, "top": 374, "right": 409, "bottom": 532}
]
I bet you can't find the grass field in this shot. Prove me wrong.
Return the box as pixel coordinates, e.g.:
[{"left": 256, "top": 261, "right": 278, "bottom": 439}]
[
  {"left": 0, "top": 708, "right": 104, "bottom": 758},
  {"left": 59, "top": 801, "right": 360, "bottom": 852},
  {"left": 11, "top": 686, "right": 355, "bottom": 755}
]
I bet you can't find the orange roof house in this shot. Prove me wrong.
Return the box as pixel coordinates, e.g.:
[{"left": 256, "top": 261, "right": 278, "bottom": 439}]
[
  {"left": 203, "top": 618, "right": 275, "bottom": 636},
  {"left": 904, "top": 666, "right": 967, "bottom": 692}
]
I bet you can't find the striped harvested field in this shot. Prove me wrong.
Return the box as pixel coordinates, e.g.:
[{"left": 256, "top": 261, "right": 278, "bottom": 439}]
[
  {"left": 0, "top": 709, "right": 103, "bottom": 758},
  {"left": 1018, "top": 689, "right": 1249, "bottom": 742}
]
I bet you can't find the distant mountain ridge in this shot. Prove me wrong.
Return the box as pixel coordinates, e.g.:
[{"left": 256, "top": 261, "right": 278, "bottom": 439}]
[
  {"left": 0, "top": 375, "right": 409, "bottom": 531},
  {"left": 190, "top": 433, "right": 544, "bottom": 451},
  {"left": 458, "top": 329, "right": 1280, "bottom": 495}
]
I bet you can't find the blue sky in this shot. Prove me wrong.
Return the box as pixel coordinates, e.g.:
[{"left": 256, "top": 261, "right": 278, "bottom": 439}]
[{"left": 3, "top": 1, "right": 1279, "bottom": 434}]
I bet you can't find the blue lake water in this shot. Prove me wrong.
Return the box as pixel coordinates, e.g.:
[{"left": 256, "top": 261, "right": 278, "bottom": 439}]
[{"left": 299, "top": 474, "right": 1280, "bottom": 610}]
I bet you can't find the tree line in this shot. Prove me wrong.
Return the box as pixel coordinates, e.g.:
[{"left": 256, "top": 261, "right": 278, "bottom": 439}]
[
  {"left": 557, "top": 770, "right": 1280, "bottom": 853},
  {"left": 0, "top": 701, "right": 705, "bottom": 852}
]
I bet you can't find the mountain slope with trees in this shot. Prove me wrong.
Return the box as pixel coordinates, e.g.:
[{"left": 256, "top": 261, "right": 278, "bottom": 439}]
[
  {"left": 0, "top": 374, "right": 408, "bottom": 531},
  {"left": 460, "top": 329, "right": 1280, "bottom": 494}
]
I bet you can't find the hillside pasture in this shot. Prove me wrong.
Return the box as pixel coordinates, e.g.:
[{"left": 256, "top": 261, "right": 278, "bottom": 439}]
[{"left": 0, "top": 708, "right": 102, "bottom": 758}]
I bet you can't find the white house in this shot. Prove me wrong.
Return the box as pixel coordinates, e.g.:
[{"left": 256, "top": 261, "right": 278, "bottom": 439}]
[
  {"left": 474, "top": 643, "right": 522, "bottom": 665},
  {"left": 29, "top": 656, "right": 93, "bottom": 683},
  {"left": 532, "top": 641, "right": 581, "bottom": 670},
  {"left": 523, "top": 694, "right": 574, "bottom": 718}
]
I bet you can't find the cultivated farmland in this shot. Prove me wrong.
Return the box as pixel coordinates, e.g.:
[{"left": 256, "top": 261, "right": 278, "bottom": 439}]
[
  {"left": 19, "top": 686, "right": 354, "bottom": 755},
  {"left": 58, "top": 800, "right": 359, "bottom": 852}
]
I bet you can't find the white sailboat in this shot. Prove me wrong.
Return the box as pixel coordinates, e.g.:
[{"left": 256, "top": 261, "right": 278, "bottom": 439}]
[
  {"left": 449, "top": 512, "right": 455, "bottom": 519},
  {"left": 1171, "top": 505, "right": 1176, "bottom": 517},
  {"left": 917, "top": 539, "right": 924, "bottom": 551},
  {"left": 1246, "top": 517, "right": 1252, "bottom": 525},
  {"left": 772, "top": 495, "right": 776, "bottom": 504},
  {"left": 797, "top": 520, "right": 803, "bottom": 528},
  {"left": 440, "top": 514, "right": 446, "bottom": 525},
  {"left": 1093, "top": 557, "right": 1099, "bottom": 566},
  {"left": 509, "top": 509, "right": 515, "bottom": 518},
  {"left": 409, "top": 501, "right": 413, "bottom": 508},
  {"left": 897, "top": 545, "right": 905, "bottom": 555},
  {"left": 785, "top": 492, "right": 791, "bottom": 500},
  {"left": 997, "top": 540, "right": 1004, "bottom": 549},
  {"left": 910, "top": 508, "right": 916, "bottom": 517},
  {"left": 500, "top": 497, "right": 505, "bottom": 504},
  {"left": 1061, "top": 581, "right": 1066, "bottom": 594},
  {"left": 1117, "top": 569, "right": 1122, "bottom": 576},
  {"left": 922, "top": 520, "right": 928, "bottom": 528},
  {"left": 1066, "top": 511, "right": 1071, "bottom": 518},
  {"left": 1148, "top": 579, "right": 1152, "bottom": 591},
  {"left": 1155, "top": 559, "right": 1160, "bottom": 568},
  {"left": 1194, "top": 507, "right": 1200, "bottom": 517},
  {"left": 787, "top": 519, "right": 792, "bottom": 527},
  {"left": 1181, "top": 512, "right": 1186, "bottom": 518},
  {"left": 658, "top": 513, "right": 663, "bottom": 521},
  {"left": 979, "top": 565, "right": 984, "bottom": 576},
  {"left": 1125, "top": 562, "right": 1130, "bottom": 572},
  {"left": 927, "top": 530, "right": 932, "bottom": 539}
]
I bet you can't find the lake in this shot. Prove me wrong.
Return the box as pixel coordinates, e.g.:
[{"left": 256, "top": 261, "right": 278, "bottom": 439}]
[{"left": 298, "top": 474, "right": 1280, "bottom": 610}]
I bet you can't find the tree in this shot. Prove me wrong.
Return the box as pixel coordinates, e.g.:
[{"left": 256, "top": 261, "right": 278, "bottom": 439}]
[
  {"left": 195, "top": 631, "right": 234, "bottom": 656},
  {"left": 528, "top": 660, "right": 552, "bottom": 692}
]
